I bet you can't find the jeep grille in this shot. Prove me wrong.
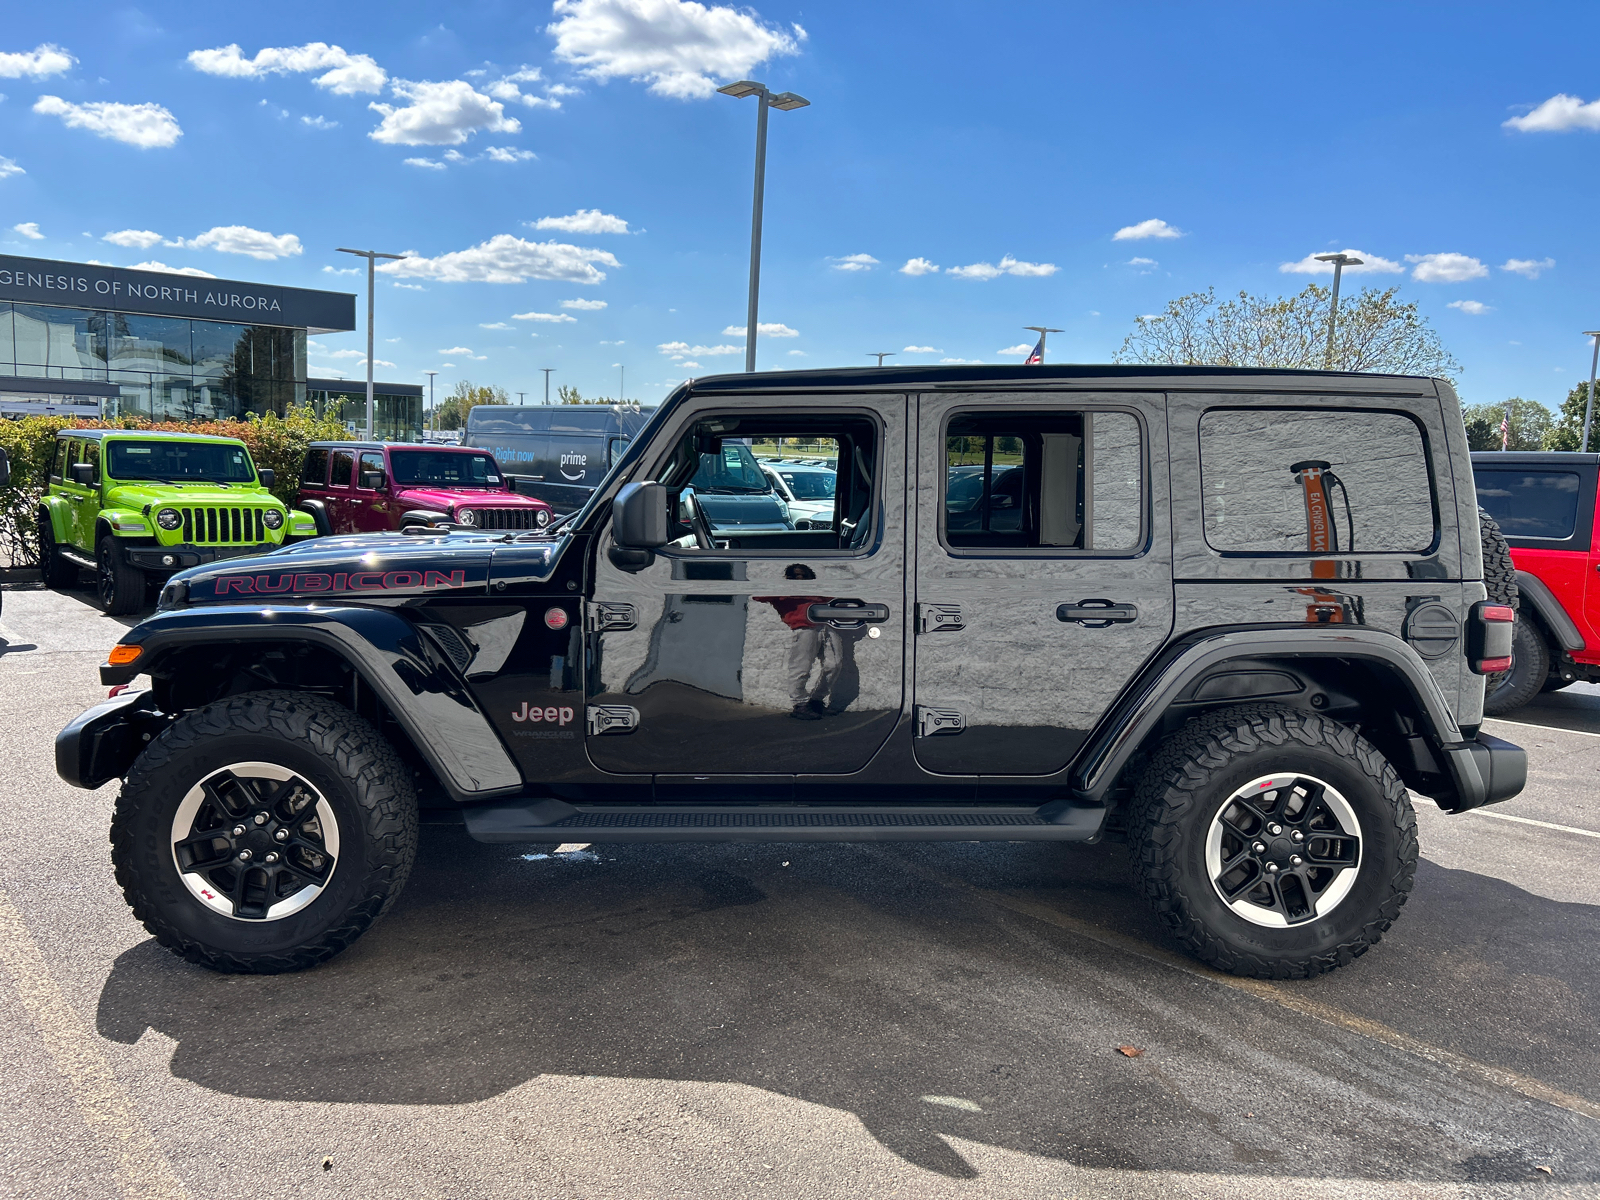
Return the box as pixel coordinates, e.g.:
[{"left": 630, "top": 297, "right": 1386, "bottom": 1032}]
[
  {"left": 179, "top": 507, "right": 267, "bottom": 544},
  {"left": 465, "top": 507, "right": 542, "bottom": 531}
]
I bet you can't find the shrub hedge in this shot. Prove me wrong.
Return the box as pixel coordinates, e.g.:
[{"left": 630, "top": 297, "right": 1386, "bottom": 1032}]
[{"left": 0, "top": 406, "right": 352, "bottom": 568}]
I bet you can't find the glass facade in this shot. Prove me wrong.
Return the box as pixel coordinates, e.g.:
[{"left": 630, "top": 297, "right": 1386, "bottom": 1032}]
[
  {"left": 0, "top": 301, "right": 307, "bottom": 422},
  {"left": 305, "top": 384, "right": 423, "bottom": 442}
]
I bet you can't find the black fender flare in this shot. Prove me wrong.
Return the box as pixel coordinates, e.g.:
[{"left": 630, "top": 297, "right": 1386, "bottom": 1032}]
[
  {"left": 295, "top": 499, "right": 332, "bottom": 537},
  {"left": 93, "top": 604, "right": 523, "bottom": 801},
  {"left": 401, "top": 508, "right": 454, "bottom": 528},
  {"left": 1514, "top": 571, "right": 1586, "bottom": 653},
  {"left": 1071, "top": 626, "right": 1521, "bottom": 814}
]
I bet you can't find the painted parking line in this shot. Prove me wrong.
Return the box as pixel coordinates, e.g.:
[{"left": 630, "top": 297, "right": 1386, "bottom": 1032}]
[
  {"left": 1483, "top": 716, "right": 1600, "bottom": 739},
  {"left": 884, "top": 850, "right": 1600, "bottom": 1127},
  {"left": 0, "top": 885, "right": 188, "bottom": 1200},
  {"left": 1470, "top": 809, "right": 1600, "bottom": 840}
]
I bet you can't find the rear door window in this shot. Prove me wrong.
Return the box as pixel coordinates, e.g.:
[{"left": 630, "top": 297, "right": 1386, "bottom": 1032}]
[
  {"left": 328, "top": 450, "right": 355, "bottom": 489},
  {"left": 301, "top": 448, "right": 329, "bottom": 489},
  {"left": 1474, "top": 470, "right": 1581, "bottom": 540},
  {"left": 1199, "top": 409, "right": 1436, "bottom": 554}
]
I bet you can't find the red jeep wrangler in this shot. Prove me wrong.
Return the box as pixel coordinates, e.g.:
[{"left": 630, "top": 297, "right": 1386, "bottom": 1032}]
[
  {"left": 296, "top": 442, "right": 554, "bottom": 535},
  {"left": 1472, "top": 451, "right": 1600, "bottom": 713}
]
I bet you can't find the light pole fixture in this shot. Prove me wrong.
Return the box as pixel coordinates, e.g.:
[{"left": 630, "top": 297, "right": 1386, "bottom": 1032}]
[
  {"left": 618, "top": 364, "right": 625, "bottom": 402},
  {"left": 717, "top": 79, "right": 810, "bottom": 374},
  {"left": 424, "top": 370, "right": 437, "bottom": 438},
  {"left": 868, "top": 352, "right": 895, "bottom": 366},
  {"left": 516, "top": 392, "right": 526, "bottom": 406},
  {"left": 1313, "top": 253, "right": 1363, "bottom": 369},
  {"left": 541, "top": 368, "right": 554, "bottom": 404},
  {"left": 1583, "top": 330, "right": 1600, "bottom": 455},
  {"left": 1024, "top": 326, "right": 1063, "bottom": 364},
  {"left": 336, "top": 246, "right": 405, "bottom": 438}
]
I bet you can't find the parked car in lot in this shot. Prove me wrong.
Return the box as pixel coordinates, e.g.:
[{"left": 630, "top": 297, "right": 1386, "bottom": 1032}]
[
  {"left": 36, "top": 429, "right": 313, "bottom": 614},
  {"left": 1472, "top": 450, "right": 1600, "bottom": 712},
  {"left": 464, "top": 403, "right": 655, "bottom": 514},
  {"left": 759, "top": 459, "right": 836, "bottom": 529},
  {"left": 296, "top": 442, "right": 555, "bottom": 534},
  {"left": 62, "top": 363, "right": 1524, "bottom": 982}
]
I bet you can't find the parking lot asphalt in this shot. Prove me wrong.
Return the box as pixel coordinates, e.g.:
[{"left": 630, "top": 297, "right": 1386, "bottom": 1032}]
[{"left": 2, "top": 581, "right": 1598, "bottom": 1199}]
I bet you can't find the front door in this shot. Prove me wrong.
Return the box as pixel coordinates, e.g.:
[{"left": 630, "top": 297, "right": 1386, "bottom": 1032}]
[
  {"left": 353, "top": 450, "right": 391, "bottom": 531},
  {"left": 585, "top": 395, "right": 907, "bottom": 798},
  {"left": 912, "top": 392, "right": 1174, "bottom": 780}
]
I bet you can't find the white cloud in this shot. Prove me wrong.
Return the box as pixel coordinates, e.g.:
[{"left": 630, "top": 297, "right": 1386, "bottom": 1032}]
[
  {"left": 404, "top": 156, "right": 446, "bottom": 170},
  {"left": 1406, "top": 252, "right": 1487, "bottom": 283},
  {"left": 485, "top": 78, "right": 560, "bottom": 110},
  {"left": 940, "top": 357, "right": 977, "bottom": 364},
  {"left": 1127, "top": 256, "right": 1156, "bottom": 268},
  {"left": 513, "top": 310, "right": 578, "bottom": 323},
  {"left": 1501, "top": 257, "right": 1554, "bottom": 279},
  {"left": 599, "top": 339, "right": 625, "bottom": 345},
  {"left": 899, "top": 257, "right": 939, "bottom": 276},
  {"left": 34, "top": 95, "right": 181, "bottom": 148},
  {"left": 187, "top": 42, "right": 386, "bottom": 94},
  {"left": 180, "top": 225, "right": 303, "bottom": 260},
  {"left": 829, "top": 253, "right": 878, "bottom": 271},
  {"left": 438, "top": 346, "right": 476, "bottom": 355},
  {"left": 301, "top": 115, "right": 338, "bottom": 130},
  {"left": 902, "top": 345, "right": 939, "bottom": 353},
  {"left": 480, "top": 321, "right": 513, "bottom": 330},
  {"left": 1113, "top": 218, "right": 1182, "bottom": 241},
  {"left": 370, "top": 79, "right": 519, "bottom": 146},
  {"left": 658, "top": 340, "right": 741, "bottom": 355},
  {"left": 391, "top": 282, "right": 425, "bottom": 290},
  {"left": 1280, "top": 249, "right": 1403, "bottom": 275},
  {"left": 679, "top": 361, "right": 700, "bottom": 369},
  {"left": 787, "top": 350, "right": 806, "bottom": 356},
  {"left": 379, "top": 235, "right": 621, "bottom": 284},
  {"left": 946, "top": 255, "right": 1057, "bottom": 280},
  {"left": 1503, "top": 94, "right": 1600, "bottom": 133},
  {"left": 322, "top": 264, "right": 359, "bottom": 275},
  {"left": 562, "top": 297, "right": 608, "bottom": 310},
  {"left": 103, "top": 229, "right": 165, "bottom": 249},
  {"left": 313, "top": 347, "right": 366, "bottom": 359},
  {"left": 534, "top": 209, "right": 630, "bottom": 234},
  {"left": 547, "top": 84, "right": 582, "bottom": 97},
  {"left": 0, "top": 44, "right": 75, "bottom": 79},
  {"left": 723, "top": 322, "right": 798, "bottom": 337},
  {"left": 0, "top": 157, "right": 22, "bottom": 179},
  {"left": 1448, "top": 300, "right": 1493, "bottom": 315},
  {"left": 361, "top": 357, "right": 397, "bottom": 369},
  {"left": 124, "top": 261, "right": 216, "bottom": 277},
  {"left": 997, "top": 344, "right": 1032, "bottom": 356},
  {"left": 548, "top": 0, "right": 805, "bottom": 100},
  {"left": 482, "top": 146, "right": 536, "bottom": 162},
  {"left": 12, "top": 222, "right": 42, "bottom": 240}
]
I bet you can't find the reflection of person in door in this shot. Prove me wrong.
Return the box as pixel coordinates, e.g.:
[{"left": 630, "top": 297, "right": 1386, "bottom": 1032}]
[{"left": 754, "top": 564, "right": 860, "bottom": 720}]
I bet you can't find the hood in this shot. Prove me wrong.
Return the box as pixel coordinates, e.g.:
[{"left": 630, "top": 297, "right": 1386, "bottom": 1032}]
[
  {"left": 695, "top": 491, "right": 790, "bottom": 526},
  {"left": 107, "top": 483, "right": 282, "bottom": 509},
  {"left": 167, "top": 530, "right": 565, "bottom": 606},
  {"left": 393, "top": 486, "right": 548, "bottom": 510}
]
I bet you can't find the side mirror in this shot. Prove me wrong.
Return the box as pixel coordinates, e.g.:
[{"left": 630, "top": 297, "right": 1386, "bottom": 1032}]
[
  {"left": 360, "top": 470, "right": 386, "bottom": 490},
  {"left": 70, "top": 461, "right": 95, "bottom": 486},
  {"left": 0, "top": 447, "right": 9, "bottom": 488},
  {"left": 612, "top": 481, "right": 668, "bottom": 548},
  {"left": 257, "top": 468, "right": 276, "bottom": 488}
]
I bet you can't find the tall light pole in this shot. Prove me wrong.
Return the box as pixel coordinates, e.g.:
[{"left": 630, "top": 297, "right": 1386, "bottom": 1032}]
[
  {"left": 336, "top": 246, "right": 405, "bottom": 438},
  {"left": 424, "top": 370, "right": 437, "bottom": 438},
  {"left": 1314, "top": 253, "right": 1363, "bottom": 369},
  {"left": 717, "top": 79, "right": 810, "bottom": 374},
  {"left": 541, "top": 368, "right": 554, "bottom": 405},
  {"left": 618, "top": 364, "right": 625, "bottom": 402},
  {"left": 516, "top": 392, "right": 526, "bottom": 406},
  {"left": 1024, "top": 326, "right": 1063, "bottom": 363},
  {"left": 868, "top": 352, "right": 895, "bottom": 366},
  {"left": 1582, "top": 330, "right": 1600, "bottom": 455}
]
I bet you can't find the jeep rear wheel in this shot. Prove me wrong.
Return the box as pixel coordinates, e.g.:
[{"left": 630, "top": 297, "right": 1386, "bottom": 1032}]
[
  {"left": 1131, "top": 704, "right": 1417, "bottom": 979},
  {"left": 36, "top": 511, "right": 77, "bottom": 589},
  {"left": 111, "top": 691, "right": 418, "bottom": 973},
  {"left": 96, "top": 533, "right": 145, "bottom": 615}
]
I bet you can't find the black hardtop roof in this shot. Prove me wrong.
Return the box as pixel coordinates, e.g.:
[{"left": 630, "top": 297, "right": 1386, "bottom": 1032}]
[
  {"left": 58, "top": 429, "right": 248, "bottom": 444},
  {"left": 1471, "top": 451, "right": 1600, "bottom": 466},
  {"left": 683, "top": 362, "right": 1443, "bottom": 396},
  {"left": 465, "top": 404, "right": 657, "bottom": 434},
  {"left": 306, "top": 441, "right": 489, "bottom": 452}
]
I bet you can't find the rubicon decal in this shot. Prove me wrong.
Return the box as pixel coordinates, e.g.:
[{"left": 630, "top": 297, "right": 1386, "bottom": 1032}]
[
  {"left": 214, "top": 569, "right": 467, "bottom": 595},
  {"left": 512, "top": 702, "right": 575, "bottom": 725}
]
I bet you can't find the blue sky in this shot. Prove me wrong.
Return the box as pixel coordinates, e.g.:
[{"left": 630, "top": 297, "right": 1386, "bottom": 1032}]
[{"left": 2, "top": 1, "right": 1599, "bottom": 410}]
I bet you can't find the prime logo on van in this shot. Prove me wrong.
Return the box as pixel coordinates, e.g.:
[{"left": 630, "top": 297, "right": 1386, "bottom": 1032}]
[
  {"left": 559, "top": 452, "right": 588, "bottom": 481},
  {"left": 214, "top": 569, "right": 468, "bottom": 596}
]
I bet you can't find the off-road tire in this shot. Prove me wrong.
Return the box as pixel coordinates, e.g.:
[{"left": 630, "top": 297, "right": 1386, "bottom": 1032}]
[
  {"left": 95, "top": 533, "right": 144, "bottom": 615},
  {"left": 1130, "top": 704, "right": 1417, "bottom": 979},
  {"left": 111, "top": 691, "right": 419, "bottom": 974},
  {"left": 1483, "top": 617, "right": 1551, "bottom": 716},
  {"left": 36, "top": 510, "right": 77, "bottom": 589}
]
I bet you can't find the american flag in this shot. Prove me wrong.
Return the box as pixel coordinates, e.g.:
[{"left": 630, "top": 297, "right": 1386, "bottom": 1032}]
[
  {"left": 1501, "top": 406, "right": 1510, "bottom": 450},
  {"left": 1024, "top": 334, "right": 1045, "bottom": 365}
]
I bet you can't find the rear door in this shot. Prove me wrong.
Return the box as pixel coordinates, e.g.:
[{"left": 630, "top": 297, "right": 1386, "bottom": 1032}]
[
  {"left": 912, "top": 392, "right": 1173, "bottom": 781},
  {"left": 325, "top": 449, "right": 356, "bottom": 532}
]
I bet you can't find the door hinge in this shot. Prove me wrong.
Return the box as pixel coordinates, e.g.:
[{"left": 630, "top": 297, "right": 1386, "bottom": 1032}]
[
  {"left": 916, "top": 706, "right": 966, "bottom": 737},
  {"left": 586, "top": 602, "right": 638, "bottom": 632},
  {"left": 918, "top": 603, "right": 964, "bottom": 633},
  {"left": 587, "top": 704, "right": 640, "bottom": 735}
]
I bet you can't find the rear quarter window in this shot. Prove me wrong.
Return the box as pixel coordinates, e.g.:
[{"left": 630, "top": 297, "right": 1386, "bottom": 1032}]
[
  {"left": 1200, "top": 408, "right": 1436, "bottom": 554},
  {"left": 1474, "top": 469, "right": 1581, "bottom": 540},
  {"left": 301, "top": 448, "right": 329, "bottom": 489}
]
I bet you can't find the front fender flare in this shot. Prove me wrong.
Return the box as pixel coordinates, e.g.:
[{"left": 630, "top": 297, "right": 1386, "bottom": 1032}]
[{"left": 102, "top": 604, "right": 523, "bottom": 801}]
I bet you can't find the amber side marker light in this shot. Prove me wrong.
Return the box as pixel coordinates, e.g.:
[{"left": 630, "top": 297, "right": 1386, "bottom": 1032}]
[{"left": 107, "top": 645, "right": 142, "bottom": 666}]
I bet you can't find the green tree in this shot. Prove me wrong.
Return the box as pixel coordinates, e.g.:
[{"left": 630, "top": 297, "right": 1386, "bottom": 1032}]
[
  {"left": 1462, "top": 397, "right": 1553, "bottom": 452},
  {"left": 1115, "top": 284, "right": 1460, "bottom": 380},
  {"left": 557, "top": 385, "right": 613, "bottom": 405},
  {"left": 434, "top": 381, "right": 508, "bottom": 430},
  {"left": 1543, "top": 381, "right": 1600, "bottom": 452}
]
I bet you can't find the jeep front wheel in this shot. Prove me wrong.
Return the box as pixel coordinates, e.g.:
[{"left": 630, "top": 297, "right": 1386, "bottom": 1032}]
[
  {"left": 96, "top": 533, "right": 145, "bottom": 615},
  {"left": 111, "top": 691, "right": 418, "bottom": 973},
  {"left": 1131, "top": 704, "right": 1417, "bottom": 979}
]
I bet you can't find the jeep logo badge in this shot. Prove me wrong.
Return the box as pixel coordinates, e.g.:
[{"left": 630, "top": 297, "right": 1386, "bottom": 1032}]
[{"left": 513, "top": 702, "right": 574, "bottom": 725}]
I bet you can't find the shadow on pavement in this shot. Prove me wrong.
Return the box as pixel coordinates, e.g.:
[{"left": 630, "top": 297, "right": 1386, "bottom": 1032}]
[
  {"left": 1493, "top": 682, "right": 1600, "bottom": 736},
  {"left": 95, "top": 834, "right": 1600, "bottom": 1183}
]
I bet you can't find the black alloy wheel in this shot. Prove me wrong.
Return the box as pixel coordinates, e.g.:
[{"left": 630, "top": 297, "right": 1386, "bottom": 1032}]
[{"left": 96, "top": 533, "right": 145, "bottom": 615}]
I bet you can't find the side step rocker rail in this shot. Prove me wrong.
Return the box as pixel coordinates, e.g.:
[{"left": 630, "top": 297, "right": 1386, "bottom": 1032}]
[{"left": 462, "top": 800, "right": 1107, "bottom": 844}]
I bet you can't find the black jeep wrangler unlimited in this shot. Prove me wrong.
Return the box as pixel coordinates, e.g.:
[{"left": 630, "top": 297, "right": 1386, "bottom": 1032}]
[{"left": 58, "top": 365, "right": 1525, "bottom": 979}]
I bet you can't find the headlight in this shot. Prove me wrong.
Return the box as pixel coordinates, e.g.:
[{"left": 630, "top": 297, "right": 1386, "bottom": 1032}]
[
  {"left": 456, "top": 509, "right": 477, "bottom": 526},
  {"left": 536, "top": 509, "right": 551, "bottom": 527},
  {"left": 262, "top": 509, "right": 284, "bottom": 530},
  {"left": 156, "top": 508, "right": 182, "bottom": 531}
]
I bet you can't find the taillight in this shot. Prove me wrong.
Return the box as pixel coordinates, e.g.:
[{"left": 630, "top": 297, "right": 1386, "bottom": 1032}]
[{"left": 1468, "top": 602, "right": 1515, "bottom": 675}]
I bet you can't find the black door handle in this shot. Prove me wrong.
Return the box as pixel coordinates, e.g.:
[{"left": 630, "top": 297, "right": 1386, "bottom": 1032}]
[
  {"left": 1057, "top": 600, "right": 1139, "bottom": 626},
  {"left": 809, "top": 600, "right": 890, "bottom": 626}
]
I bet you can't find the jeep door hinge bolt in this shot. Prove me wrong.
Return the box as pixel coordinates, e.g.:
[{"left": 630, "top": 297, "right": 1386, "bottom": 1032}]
[{"left": 274, "top": 828, "right": 289, "bottom": 842}]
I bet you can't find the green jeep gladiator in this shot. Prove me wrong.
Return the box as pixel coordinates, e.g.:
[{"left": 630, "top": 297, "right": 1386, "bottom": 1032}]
[{"left": 36, "top": 429, "right": 317, "bottom": 614}]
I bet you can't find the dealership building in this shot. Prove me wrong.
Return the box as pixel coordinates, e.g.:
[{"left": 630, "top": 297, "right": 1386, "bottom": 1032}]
[{"left": 0, "top": 254, "right": 423, "bottom": 439}]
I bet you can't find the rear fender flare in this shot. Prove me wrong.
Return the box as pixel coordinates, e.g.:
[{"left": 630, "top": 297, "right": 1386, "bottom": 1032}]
[
  {"left": 106, "top": 604, "right": 523, "bottom": 802},
  {"left": 294, "top": 499, "right": 331, "bottom": 537},
  {"left": 1514, "top": 571, "right": 1586, "bottom": 653}
]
